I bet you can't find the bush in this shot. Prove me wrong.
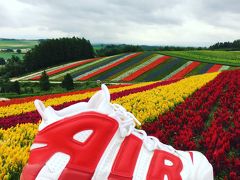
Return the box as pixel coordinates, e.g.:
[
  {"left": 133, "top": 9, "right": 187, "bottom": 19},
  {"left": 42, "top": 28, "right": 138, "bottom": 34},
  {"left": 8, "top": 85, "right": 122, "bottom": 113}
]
[
  {"left": 12, "top": 81, "right": 20, "bottom": 94},
  {"left": 39, "top": 71, "right": 50, "bottom": 91},
  {"left": 16, "top": 49, "right": 21, "bottom": 54},
  {"left": 0, "top": 58, "right": 5, "bottom": 65},
  {"left": 62, "top": 74, "right": 74, "bottom": 90},
  {"left": 0, "top": 79, "right": 20, "bottom": 94}
]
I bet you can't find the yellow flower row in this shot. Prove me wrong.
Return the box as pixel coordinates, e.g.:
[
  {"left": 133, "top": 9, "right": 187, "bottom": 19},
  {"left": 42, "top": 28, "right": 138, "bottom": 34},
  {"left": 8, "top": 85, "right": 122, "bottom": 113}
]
[
  {"left": 0, "top": 72, "right": 219, "bottom": 178},
  {"left": 0, "top": 81, "right": 153, "bottom": 118},
  {"left": 0, "top": 123, "right": 38, "bottom": 179},
  {"left": 113, "top": 72, "right": 219, "bottom": 123}
]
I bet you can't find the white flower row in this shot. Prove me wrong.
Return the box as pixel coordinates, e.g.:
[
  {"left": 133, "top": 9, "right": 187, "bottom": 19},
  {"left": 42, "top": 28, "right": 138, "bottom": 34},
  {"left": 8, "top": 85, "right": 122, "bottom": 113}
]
[
  {"left": 219, "top": 65, "right": 230, "bottom": 71},
  {"left": 73, "top": 53, "right": 137, "bottom": 80},
  {"left": 49, "top": 56, "right": 114, "bottom": 80},
  {"left": 161, "top": 61, "right": 193, "bottom": 80},
  {"left": 112, "top": 54, "right": 163, "bottom": 81},
  {"left": 20, "top": 57, "right": 96, "bottom": 81},
  {"left": 14, "top": 60, "right": 78, "bottom": 81}
]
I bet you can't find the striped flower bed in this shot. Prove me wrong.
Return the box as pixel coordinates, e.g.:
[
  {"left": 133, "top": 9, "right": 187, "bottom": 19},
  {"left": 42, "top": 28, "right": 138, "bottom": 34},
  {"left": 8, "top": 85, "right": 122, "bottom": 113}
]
[
  {"left": 162, "top": 61, "right": 193, "bottom": 80},
  {"left": 77, "top": 53, "right": 141, "bottom": 80},
  {"left": 0, "top": 72, "right": 222, "bottom": 179},
  {"left": 0, "top": 79, "right": 180, "bottom": 129},
  {"left": 168, "top": 61, "right": 201, "bottom": 80},
  {"left": 122, "top": 56, "right": 171, "bottom": 81},
  {"left": 0, "top": 84, "right": 130, "bottom": 107},
  {"left": 0, "top": 81, "right": 154, "bottom": 118},
  {"left": 206, "top": 64, "right": 222, "bottom": 73},
  {"left": 198, "top": 63, "right": 214, "bottom": 74},
  {"left": 112, "top": 54, "right": 163, "bottom": 81},
  {"left": 143, "top": 70, "right": 240, "bottom": 179},
  {"left": 71, "top": 54, "right": 129, "bottom": 80},
  {"left": 135, "top": 58, "right": 187, "bottom": 82},
  {"left": 219, "top": 65, "right": 230, "bottom": 71},
  {"left": 108, "top": 54, "right": 157, "bottom": 81},
  {"left": 30, "top": 58, "right": 100, "bottom": 80},
  {"left": 90, "top": 52, "right": 155, "bottom": 81},
  {"left": 49, "top": 56, "right": 114, "bottom": 80}
]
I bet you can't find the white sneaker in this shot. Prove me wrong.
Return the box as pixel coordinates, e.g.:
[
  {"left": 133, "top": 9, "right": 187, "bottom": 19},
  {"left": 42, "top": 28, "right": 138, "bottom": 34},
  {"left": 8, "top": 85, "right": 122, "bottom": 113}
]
[{"left": 21, "top": 84, "right": 213, "bottom": 180}]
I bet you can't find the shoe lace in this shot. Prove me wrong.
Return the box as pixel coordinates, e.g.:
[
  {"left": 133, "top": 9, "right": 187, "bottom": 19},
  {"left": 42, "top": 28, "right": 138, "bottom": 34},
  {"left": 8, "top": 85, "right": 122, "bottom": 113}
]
[{"left": 111, "top": 104, "right": 175, "bottom": 152}]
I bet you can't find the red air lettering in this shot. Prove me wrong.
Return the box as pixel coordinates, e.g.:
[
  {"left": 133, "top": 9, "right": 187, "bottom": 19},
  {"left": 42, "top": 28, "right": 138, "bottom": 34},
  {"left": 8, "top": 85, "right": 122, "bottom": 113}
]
[
  {"left": 147, "top": 150, "right": 183, "bottom": 180},
  {"left": 109, "top": 134, "right": 143, "bottom": 179},
  {"left": 29, "top": 112, "right": 118, "bottom": 174}
]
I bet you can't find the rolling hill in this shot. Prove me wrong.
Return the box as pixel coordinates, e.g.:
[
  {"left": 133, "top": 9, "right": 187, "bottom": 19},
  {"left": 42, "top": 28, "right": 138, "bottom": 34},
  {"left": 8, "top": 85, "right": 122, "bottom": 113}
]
[{"left": 13, "top": 51, "right": 239, "bottom": 82}]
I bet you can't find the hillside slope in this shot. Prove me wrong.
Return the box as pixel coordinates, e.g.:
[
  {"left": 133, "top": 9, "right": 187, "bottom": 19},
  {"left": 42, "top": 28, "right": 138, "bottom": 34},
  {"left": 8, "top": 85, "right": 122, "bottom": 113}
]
[{"left": 14, "top": 51, "right": 239, "bottom": 82}]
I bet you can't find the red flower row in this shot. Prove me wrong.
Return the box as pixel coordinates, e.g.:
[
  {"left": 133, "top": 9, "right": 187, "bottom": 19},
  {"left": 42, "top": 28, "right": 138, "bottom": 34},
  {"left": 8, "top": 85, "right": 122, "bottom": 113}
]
[
  {"left": 0, "top": 84, "right": 130, "bottom": 107},
  {"left": 142, "top": 70, "right": 240, "bottom": 179},
  {"left": 206, "top": 64, "right": 222, "bottom": 73},
  {"left": 168, "top": 61, "right": 201, "bottom": 80},
  {"left": 30, "top": 57, "right": 100, "bottom": 80},
  {"left": 0, "top": 79, "right": 179, "bottom": 129},
  {"left": 78, "top": 53, "right": 141, "bottom": 80},
  {"left": 122, "top": 56, "right": 171, "bottom": 81}
]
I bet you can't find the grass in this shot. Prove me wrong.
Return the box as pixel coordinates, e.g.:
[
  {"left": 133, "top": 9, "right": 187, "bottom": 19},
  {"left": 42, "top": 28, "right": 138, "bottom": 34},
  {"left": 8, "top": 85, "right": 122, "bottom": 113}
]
[
  {"left": 0, "top": 39, "right": 38, "bottom": 49},
  {"left": 0, "top": 81, "right": 100, "bottom": 99},
  {"left": 0, "top": 52, "right": 25, "bottom": 60},
  {"left": 92, "top": 44, "right": 106, "bottom": 51},
  {"left": 159, "top": 50, "right": 240, "bottom": 66}
]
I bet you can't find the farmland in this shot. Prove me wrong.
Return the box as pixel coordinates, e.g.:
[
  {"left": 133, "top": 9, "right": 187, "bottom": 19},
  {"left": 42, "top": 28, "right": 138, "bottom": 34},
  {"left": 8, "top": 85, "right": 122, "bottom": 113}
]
[
  {"left": 0, "top": 39, "right": 39, "bottom": 61},
  {"left": 14, "top": 51, "right": 238, "bottom": 83},
  {"left": 0, "top": 52, "right": 25, "bottom": 60},
  {"left": 0, "top": 39, "right": 38, "bottom": 49},
  {"left": 160, "top": 50, "right": 240, "bottom": 66},
  {"left": 1, "top": 49, "right": 240, "bottom": 180},
  {"left": 0, "top": 70, "right": 239, "bottom": 179}
]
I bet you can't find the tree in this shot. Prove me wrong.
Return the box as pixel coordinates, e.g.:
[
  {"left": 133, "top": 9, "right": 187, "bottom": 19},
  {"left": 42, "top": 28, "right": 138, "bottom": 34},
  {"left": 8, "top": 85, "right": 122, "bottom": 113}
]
[
  {"left": 39, "top": 71, "right": 50, "bottom": 91},
  {"left": 62, "top": 73, "right": 74, "bottom": 90},
  {"left": 16, "top": 49, "right": 22, "bottom": 54},
  {"left": 0, "top": 58, "right": 5, "bottom": 65},
  {"left": 209, "top": 39, "right": 240, "bottom": 50},
  {"left": 3, "top": 56, "right": 24, "bottom": 77},
  {"left": 12, "top": 81, "right": 20, "bottom": 94},
  {"left": 96, "top": 44, "right": 143, "bottom": 56}
]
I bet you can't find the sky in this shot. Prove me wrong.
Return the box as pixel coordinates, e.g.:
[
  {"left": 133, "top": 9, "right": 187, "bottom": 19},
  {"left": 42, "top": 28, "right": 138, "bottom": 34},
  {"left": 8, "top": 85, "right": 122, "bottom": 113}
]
[{"left": 0, "top": 0, "right": 239, "bottom": 46}]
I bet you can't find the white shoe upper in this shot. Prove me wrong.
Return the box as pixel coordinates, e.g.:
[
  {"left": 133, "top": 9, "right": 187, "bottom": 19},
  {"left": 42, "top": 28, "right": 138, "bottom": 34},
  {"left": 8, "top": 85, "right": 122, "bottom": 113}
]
[{"left": 34, "top": 84, "right": 214, "bottom": 180}]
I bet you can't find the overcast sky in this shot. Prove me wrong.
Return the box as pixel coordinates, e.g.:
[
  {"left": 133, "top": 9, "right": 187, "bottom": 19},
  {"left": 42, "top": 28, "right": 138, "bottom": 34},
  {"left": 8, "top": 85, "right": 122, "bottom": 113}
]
[{"left": 0, "top": 0, "right": 239, "bottom": 46}]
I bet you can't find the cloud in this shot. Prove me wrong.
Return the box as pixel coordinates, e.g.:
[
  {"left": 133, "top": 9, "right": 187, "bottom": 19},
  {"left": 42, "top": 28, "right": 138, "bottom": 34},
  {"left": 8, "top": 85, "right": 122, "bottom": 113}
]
[{"left": 0, "top": 0, "right": 239, "bottom": 46}]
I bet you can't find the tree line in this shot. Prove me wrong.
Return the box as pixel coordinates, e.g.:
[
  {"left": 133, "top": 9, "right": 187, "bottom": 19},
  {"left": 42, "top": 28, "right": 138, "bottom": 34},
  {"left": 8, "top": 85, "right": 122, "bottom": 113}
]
[
  {"left": 24, "top": 37, "right": 94, "bottom": 72},
  {"left": 0, "top": 37, "right": 95, "bottom": 78},
  {"left": 96, "top": 44, "right": 143, "bottom": 56},
  {"left": 209, "top": 39, "right": 240, "bottom": 50}
]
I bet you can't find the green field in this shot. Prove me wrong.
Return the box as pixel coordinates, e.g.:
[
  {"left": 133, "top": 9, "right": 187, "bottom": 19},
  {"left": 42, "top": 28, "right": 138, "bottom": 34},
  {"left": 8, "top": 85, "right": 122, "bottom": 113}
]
[
  {"left": 0, "top": 39, "right": 38, "bottom": 49},
  {"left": 0, "top": 52, "right": 24, "bottom": 60},
  {"left": 159, "top": 50, "right": 240, "bottom": 66}
]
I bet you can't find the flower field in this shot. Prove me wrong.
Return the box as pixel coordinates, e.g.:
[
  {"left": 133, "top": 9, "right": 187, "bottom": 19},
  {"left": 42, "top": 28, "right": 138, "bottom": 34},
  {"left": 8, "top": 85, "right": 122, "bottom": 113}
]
[
  {"left": 14, "top": 52, "right": 238, "bottom": 83},
  {"left": 1, "top": 70, "right": 239, "bottom": 179},
  {"left": 122, "top": 55, "right": 171, "bottom": 81},
  {"left": 30, "top": 57, "right": 100, "bottom": 80},
  {"left": 142, "top": 70, "right": 240, "bottom": 179}
]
